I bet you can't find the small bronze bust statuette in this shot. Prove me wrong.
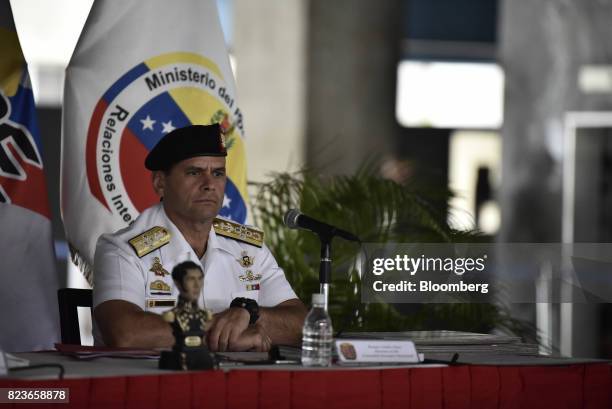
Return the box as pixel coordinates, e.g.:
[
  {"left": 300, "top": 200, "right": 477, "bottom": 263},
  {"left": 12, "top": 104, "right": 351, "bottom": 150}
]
[{"left": 159, "top": 261, "right": 214, "bottom": 370}]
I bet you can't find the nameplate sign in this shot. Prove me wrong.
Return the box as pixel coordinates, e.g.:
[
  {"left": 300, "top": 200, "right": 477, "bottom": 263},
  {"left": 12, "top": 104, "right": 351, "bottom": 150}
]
[{"left": 335, "top": 339, "right": 420, "bottom": 364}]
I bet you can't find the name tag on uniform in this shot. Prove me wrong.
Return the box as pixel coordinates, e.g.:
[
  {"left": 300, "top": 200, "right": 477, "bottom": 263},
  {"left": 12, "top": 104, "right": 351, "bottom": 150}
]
[{"left": 147, "top": 299, "right": 176, "bottom": 308}]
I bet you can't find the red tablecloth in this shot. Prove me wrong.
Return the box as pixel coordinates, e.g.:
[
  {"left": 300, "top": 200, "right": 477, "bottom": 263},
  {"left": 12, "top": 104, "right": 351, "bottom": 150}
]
[{"left": 1, "top": 364, "right": 611, "bottom": 409}]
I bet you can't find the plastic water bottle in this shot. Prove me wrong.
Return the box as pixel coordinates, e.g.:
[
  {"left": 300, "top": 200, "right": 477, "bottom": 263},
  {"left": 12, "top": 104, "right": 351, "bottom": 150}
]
[{"left": 301, "top": 293, "right": 333, "bottom": 366}]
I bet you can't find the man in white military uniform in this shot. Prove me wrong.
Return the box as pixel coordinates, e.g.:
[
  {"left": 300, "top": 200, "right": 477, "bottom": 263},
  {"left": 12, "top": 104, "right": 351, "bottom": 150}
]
[{"left": 93, "top": 124, "right": 306, "bottom": 351}]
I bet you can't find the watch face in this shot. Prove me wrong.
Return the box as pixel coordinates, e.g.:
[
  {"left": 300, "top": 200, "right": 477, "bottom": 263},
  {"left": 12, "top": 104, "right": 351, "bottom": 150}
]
[{"left": 231, "top": 297, "right": 258, "bottom": 323}]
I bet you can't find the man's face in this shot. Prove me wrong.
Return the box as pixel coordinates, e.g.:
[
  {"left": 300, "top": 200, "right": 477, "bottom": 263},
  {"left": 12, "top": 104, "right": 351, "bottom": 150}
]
[
  {"left": 153, "top": 156, "right": 226, "bottom": 224},
  {"left": 179, "top": 268, "right": 204, "bottom": 302}
]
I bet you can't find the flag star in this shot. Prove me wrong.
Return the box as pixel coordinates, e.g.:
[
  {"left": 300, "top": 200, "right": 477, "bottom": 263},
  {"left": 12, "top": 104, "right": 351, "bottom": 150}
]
[
  {"left": 161, "top": 120, "right": 176, "bottom": 134},
  {"left": 140, "top": 115, "right": 156, "bottom": 131},
  {"left": 223, "top": 194, "right": 232, "bottom": 208}
]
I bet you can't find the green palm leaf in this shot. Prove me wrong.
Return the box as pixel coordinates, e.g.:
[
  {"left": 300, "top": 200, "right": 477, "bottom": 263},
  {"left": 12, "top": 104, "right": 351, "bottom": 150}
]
[{"left": 250, "top": 166, "right": 535, "bottom": 340}]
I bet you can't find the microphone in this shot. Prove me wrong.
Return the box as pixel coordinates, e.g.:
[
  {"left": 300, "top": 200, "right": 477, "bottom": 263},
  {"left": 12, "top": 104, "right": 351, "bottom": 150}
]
[{"left": 283, "top": 209, "right": 361, "bottom": 243}]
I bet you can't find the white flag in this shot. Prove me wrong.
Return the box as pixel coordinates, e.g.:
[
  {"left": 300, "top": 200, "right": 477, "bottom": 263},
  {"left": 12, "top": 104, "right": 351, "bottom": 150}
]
[
  {"left": 62, "top": 0, "right": 249, "bottom": 283},
  {"left": 0, "top": 3, "right": 60, "bottom": 351}
]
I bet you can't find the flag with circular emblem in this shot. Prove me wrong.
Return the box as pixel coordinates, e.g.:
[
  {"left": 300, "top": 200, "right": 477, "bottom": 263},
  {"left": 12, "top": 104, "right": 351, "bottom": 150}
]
[
  {"left": 0, "top": 3, "right": 60, "bottom": 351},
  {"left": 62, "top": 0, "right": 249, "bottom": 283}
]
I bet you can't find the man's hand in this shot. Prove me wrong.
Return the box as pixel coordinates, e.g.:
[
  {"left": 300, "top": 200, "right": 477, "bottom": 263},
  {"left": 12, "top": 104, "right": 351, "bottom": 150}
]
[
  {"left": 206, "top": 298, "right": 307, "bottom": 351},
  {"left": 223, "top": 324, "right": 272, "bottom": 352},
  {"left": 206, "top": 307, "right": 250, "bottom": 351}
]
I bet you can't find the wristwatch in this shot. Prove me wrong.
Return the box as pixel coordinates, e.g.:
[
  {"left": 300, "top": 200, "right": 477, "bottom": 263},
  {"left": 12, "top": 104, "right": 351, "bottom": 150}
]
[{"left": 230, "top": 297, "right": 259, "bottom": 325}]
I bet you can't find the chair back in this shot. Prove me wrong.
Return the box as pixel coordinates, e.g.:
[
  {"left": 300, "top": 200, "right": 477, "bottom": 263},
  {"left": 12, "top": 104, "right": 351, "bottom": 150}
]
[{"left": 57, "top": 288, "right": 93, "bottom": 345}]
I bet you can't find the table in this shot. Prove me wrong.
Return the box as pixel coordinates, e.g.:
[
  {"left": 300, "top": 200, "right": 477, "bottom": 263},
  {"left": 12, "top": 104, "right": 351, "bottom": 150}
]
[{"left": 1, "top": 352, "right": 611, "bottom": 409}]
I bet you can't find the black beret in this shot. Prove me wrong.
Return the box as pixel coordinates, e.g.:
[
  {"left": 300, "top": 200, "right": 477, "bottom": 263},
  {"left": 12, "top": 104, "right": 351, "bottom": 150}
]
[{"left": 145, "top": 124, "right": 227, "bottom": 171}]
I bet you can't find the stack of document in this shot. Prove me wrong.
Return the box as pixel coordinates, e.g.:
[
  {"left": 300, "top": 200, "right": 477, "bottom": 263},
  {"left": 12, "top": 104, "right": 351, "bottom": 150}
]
[
  {"left": 1, "top": 351, "right": 30, "bottom": 374},
  {"left": 338, "top": 331, "right": 539, "bottom": 356},
  {"left": 55, "top": 344, "right": 160, "bottom": 360}
]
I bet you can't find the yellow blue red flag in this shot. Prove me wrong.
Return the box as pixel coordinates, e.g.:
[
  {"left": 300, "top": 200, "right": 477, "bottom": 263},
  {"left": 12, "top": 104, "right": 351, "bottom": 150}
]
[
  {"left": 0, "top": 3, "right": 60, "bottom": 351},
  {"left": 62, "top": 0, "right": 249, "bottom": 282}
]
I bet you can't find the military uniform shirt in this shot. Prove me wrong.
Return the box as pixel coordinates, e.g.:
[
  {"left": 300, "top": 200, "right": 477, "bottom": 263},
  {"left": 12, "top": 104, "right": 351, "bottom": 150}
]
[{"left": 92, "top": 203, "right": 297, "bottom": 345}]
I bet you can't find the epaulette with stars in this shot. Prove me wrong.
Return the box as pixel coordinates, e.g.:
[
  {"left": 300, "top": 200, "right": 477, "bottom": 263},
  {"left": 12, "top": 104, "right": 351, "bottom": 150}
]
[
  {"left": 212, "top": 217, "right": 263, "bottom": 248},
  {"left": 128, "top": 226, "right": 171, "bottom": 258}
]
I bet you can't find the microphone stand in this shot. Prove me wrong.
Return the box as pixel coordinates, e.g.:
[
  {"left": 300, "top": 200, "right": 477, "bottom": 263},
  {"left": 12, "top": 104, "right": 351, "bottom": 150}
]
[{"left": 318, "top": 233, "right": 332, "bottom": 311}]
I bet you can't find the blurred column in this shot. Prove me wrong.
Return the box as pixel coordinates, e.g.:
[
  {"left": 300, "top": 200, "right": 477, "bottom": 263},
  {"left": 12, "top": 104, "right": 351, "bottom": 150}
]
[
  {"left": 305, "top": 0, "right": 403, "bottom": 174},
  {"left": 500, "top": 0, "right": 612, "bottom": 357},
  {"left": 233, "top": 0, "right": 307, "bottom": 182}
]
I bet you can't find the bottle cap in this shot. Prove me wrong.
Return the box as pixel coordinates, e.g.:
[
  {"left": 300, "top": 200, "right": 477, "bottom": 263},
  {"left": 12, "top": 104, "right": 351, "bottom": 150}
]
[{"left": 312, "top": 293, "right": 325, "bottom": 305}]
